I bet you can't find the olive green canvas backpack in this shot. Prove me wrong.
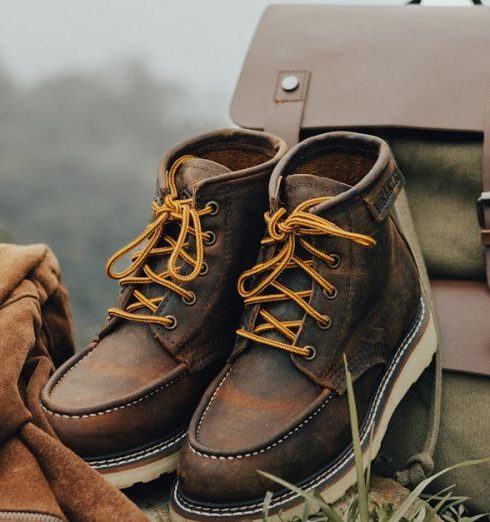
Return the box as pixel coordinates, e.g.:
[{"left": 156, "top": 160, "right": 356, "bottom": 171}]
[{"left": 230, "top": 2, "right": 490, "bottom": 513}]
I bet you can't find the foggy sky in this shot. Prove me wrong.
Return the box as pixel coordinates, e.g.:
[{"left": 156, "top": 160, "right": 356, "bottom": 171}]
[{"left": 0, "top": 0, "right": 465, "bottom": 95}]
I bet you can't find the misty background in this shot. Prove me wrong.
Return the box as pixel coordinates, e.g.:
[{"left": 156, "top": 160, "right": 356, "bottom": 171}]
[{"left": 0, "top": 0, "right": 467, "bottom": 346}]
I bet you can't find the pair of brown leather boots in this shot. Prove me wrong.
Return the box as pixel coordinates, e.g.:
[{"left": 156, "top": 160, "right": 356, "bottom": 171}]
[{"left": 42, "top": 129, "right": 437, "bottom": 521}]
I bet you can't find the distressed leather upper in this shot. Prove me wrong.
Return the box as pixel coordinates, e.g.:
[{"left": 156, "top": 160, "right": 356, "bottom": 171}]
[{"left": 177, "top": 132, "right": 422, "bottom": 504}]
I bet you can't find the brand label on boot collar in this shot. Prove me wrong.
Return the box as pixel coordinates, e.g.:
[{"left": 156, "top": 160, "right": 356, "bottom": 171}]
[{"left": 365, "top": 168, "right": 404, "bottom": 221}]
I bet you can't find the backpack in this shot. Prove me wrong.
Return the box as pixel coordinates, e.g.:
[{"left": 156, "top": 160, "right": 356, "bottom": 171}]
[{"left": 230, "top": 2, "right": 490, "bottom": 513}]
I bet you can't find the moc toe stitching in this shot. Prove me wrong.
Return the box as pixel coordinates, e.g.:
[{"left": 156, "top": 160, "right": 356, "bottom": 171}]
[
  {"left": 42, "top": 373, "right": 183, "bottom": 419},
  {"left": 190, "top": 391, "right": 334, "bottom": 460},
  {"left": 49, "top": 342, "right": 98, "bottom": 394},
  {"left": 195, "top": 368, "right": 232, "bottom": 438}
]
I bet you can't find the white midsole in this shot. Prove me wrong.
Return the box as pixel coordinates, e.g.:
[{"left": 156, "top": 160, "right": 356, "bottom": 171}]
[{"left": 101, "top": 450, "right": 180, "bottom": 490}]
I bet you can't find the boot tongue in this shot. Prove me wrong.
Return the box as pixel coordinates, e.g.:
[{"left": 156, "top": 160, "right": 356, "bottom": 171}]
[
  {"left": 174, "top": 157, "right": 231, "bottom": 197},
  {"left": 248, "top": 174, "right": 350, "bottom": 349},
  {"left": 283, "top": 174, "right": 351, "bottom": 211},
  {"left": 144, "top": 158, "right": 230, "bottom": 298}
]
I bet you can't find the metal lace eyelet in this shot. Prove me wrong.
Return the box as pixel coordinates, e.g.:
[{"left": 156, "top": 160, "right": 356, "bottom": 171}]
[
  {"left": 204, "top": 230, "right": 216, "bottom": 246},
  {"left": 181, "top": 292, "right": 197, "bottom": 306},
  {"left": 329, "top": 254, "right": 341, "bottom": 269},
  {"left": 304, "top": 345, "right": 317, "bottom": 360},
  {"left": 323, "top": 286, "right": 338, "bottom": 300},
  {"left": 317, "top": 316, "right": 332, "bottom": 330},
  {"left": 164, "top": 315, "right": 178, "bottom": 330},
  {"left": 206, "top": 201, "right": 220, "bottom": 216},
  {"left": 199, "top": 262, "right": 209, "bottom": 276}
]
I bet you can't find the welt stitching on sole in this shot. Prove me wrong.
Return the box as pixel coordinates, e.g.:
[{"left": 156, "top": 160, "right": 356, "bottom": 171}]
[
  {"left": 175, "top": 298, "right": 427, "bottom": 517},
  {"left": 88, "top": 430, "right": 187, "bottom": 468},
  {"left": 42, "top": 375, "right": 182, "bottom": 419}
]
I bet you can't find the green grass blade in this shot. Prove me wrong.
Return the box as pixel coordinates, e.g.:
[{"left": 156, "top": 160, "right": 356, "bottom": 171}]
[
  {"left": 257, "top": 471, "right": 344, "bottom": 522},
  {"left": 433, "top": 497, "right": 470, "bottom": 515},
  {"left": 420, "top": 485, "right": 470, "bottom": 516},
  {"left": 302, "top": 495, "right": 312, "bottom": 522},
  {"left": 389, "top": 457, "right": 490, "bottom": 522},
  {"left": 366, "top": 425, "right": 374, "bottom": 494},
  {"left": 345, "top": 496, "right": 359, "bottom": 522},
  {"left": 420, "top": 503, "right": 437, "bottom": 522},
  {"left": 461, "top": 514, "right": 490, "bottom": 522},
  {"left": 420, "top": 484, "right": 458, "bottom": 504},
  {"left": 432, "top": 491, "right": 455, "bottom": 516},
  {"left": 343, "top": 354, "right": 369, "bottom": 522},
  {"left": 262, "top": 491, "right": 273, "bottom": 521}
]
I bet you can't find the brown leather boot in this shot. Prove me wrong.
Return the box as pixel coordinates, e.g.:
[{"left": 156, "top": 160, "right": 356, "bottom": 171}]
[
  {"left": 171, "top": 132, "right": 438, "bottom": 521},
  {"left": 41, "top": 128, "right": 287, "bottom": 489}
]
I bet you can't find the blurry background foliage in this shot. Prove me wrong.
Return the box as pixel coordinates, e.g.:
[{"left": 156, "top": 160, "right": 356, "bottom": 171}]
[{"left": 0, "top": 60, "right": 223, "bottom": 345}]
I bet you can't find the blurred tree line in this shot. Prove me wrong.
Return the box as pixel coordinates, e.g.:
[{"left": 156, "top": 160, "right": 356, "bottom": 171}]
[{"left": 0, "top": 60, "right": 225, "bottom": 347}]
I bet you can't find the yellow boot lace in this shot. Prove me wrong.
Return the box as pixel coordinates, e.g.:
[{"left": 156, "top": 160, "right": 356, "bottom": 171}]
[
  {"left": 105, "top": 155, "right": 216, "bottom": 329},
  {"left": 236, "top": 196, "right": 376, "bottom": 358}
]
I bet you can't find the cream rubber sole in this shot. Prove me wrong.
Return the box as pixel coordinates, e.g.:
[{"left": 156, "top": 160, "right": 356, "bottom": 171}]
[
  {"left": 170, "top": 298, "right": 438, "bottom": 521},
  {"left": 101, "top": 449, "right": 180, "bottom": 490},
  {"left": 87, "top": 429, "right": 186, "bottom": 490}
]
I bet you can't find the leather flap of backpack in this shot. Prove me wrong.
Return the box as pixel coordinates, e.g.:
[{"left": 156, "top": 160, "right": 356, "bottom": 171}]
[
  {"left": 230, "top": 4, "right": 490, "bottom": 133},
  {"left": 432, "top": 279, "right": 490, "bottom": 377}
]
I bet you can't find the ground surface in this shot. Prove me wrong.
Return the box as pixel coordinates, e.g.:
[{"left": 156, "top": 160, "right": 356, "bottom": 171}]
[{"left": 124, "top": 474, "right": 412, "bottom": 521}]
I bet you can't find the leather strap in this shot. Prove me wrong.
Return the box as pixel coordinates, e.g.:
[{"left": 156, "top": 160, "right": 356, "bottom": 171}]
[
  {"left": 264, "top": 70, "right": 310, "bottom": 148},
  {"left": 478, "top": 97, "right": 490, "bottom": 288}
]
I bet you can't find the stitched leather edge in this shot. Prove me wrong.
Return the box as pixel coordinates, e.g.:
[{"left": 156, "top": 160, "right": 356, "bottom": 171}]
[
  {"left": 49, "top": 343, "right": 98, "bottom": 393},
  {"left": 88, "top": 429, "right": 187, "bottom": 469},
  {"left": 195, "top": 368, "right": 232, "bottom": 438},
  {"left": 191, "top": 393, "right": 333, "bottom": 460},
  {"left": 42, "top": 374, "right": 182, "bottom": 419}
]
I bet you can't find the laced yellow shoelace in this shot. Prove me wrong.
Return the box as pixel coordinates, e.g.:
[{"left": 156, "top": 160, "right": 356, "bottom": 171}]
[
  {"left": 105, "top": 155, "right": 215, "bottom": 328},
  {"left": 236, "top": 196, "right": 376, "bottom": 358}
]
